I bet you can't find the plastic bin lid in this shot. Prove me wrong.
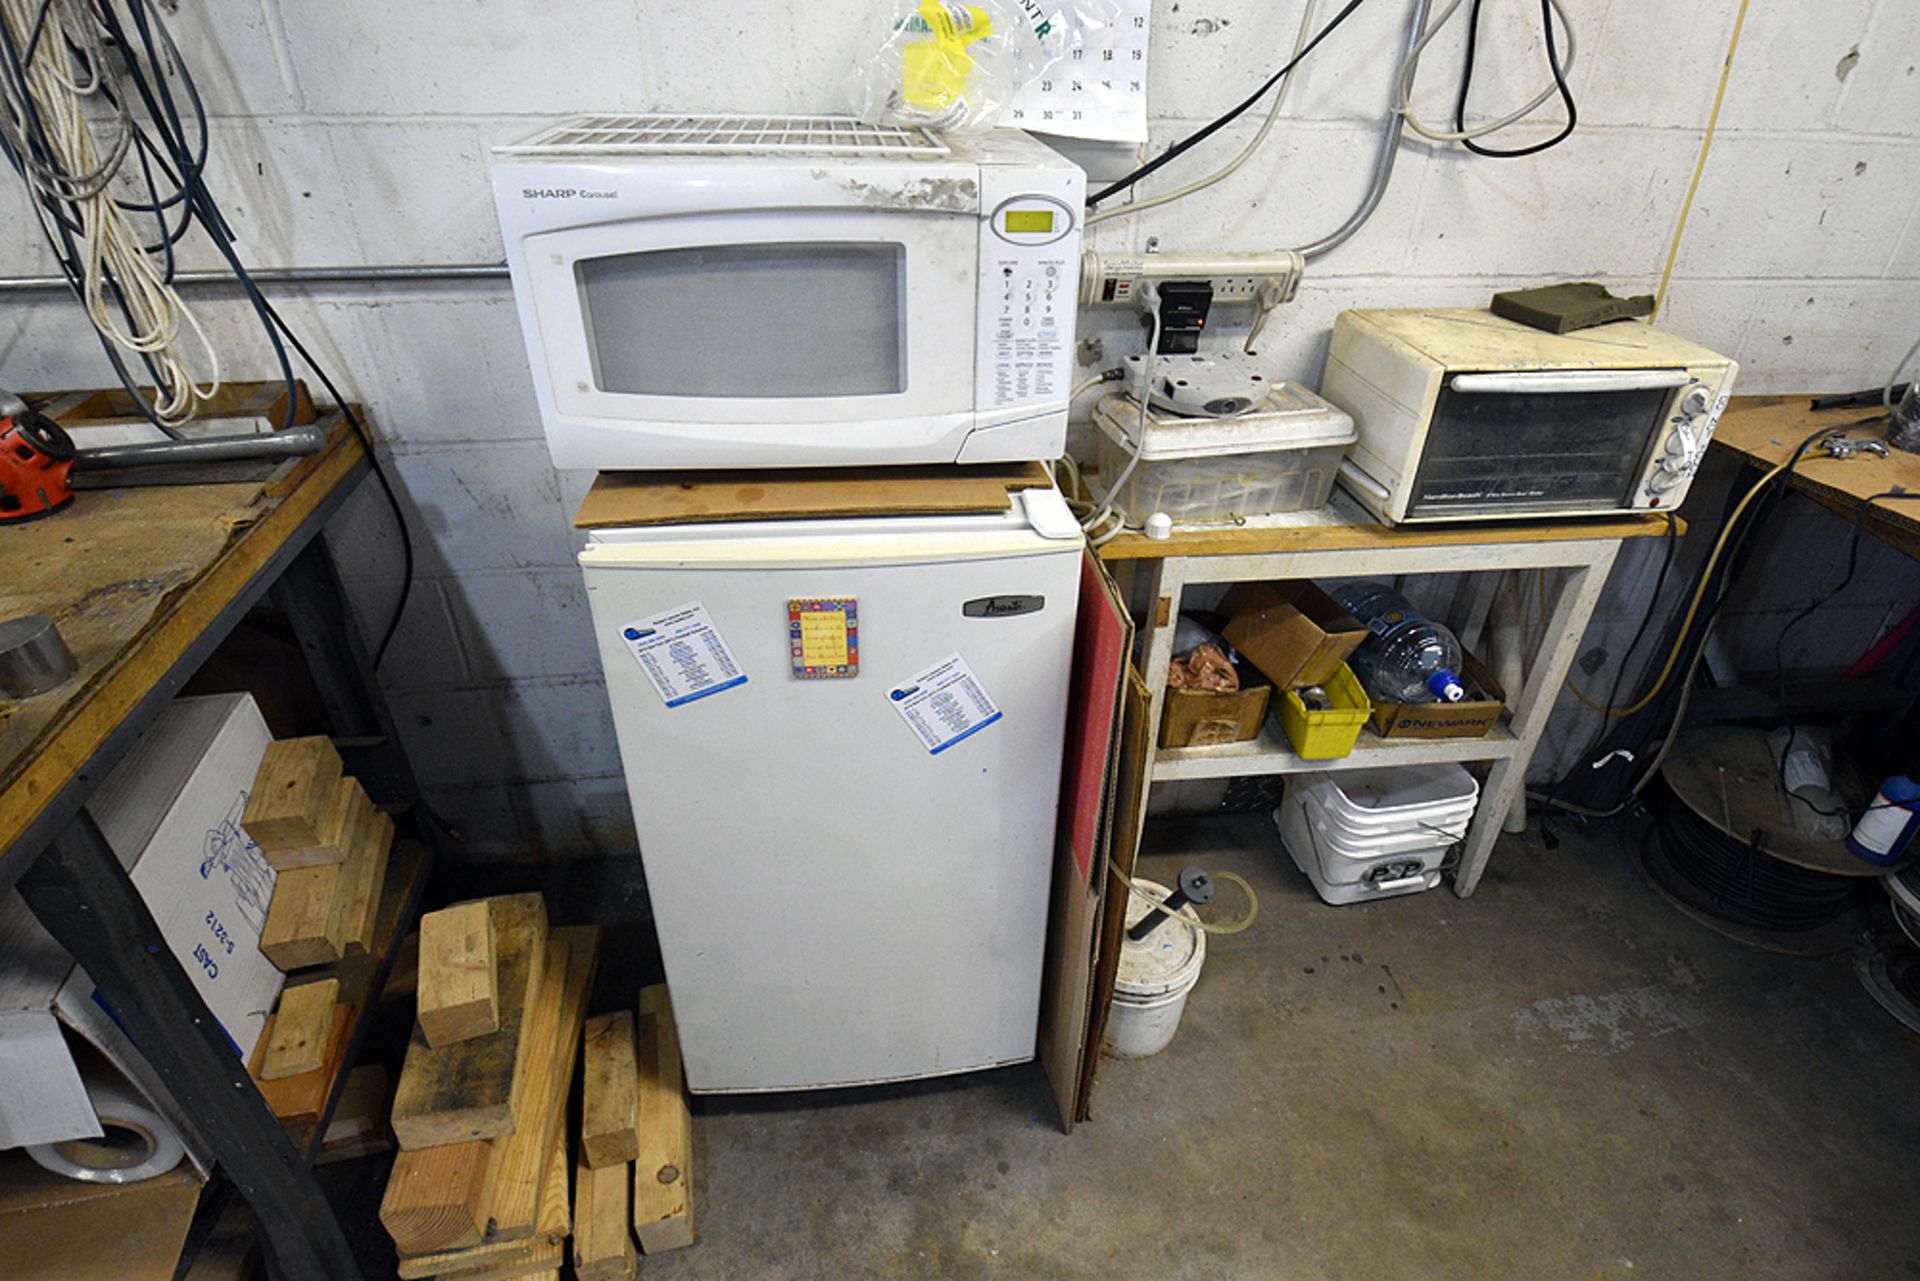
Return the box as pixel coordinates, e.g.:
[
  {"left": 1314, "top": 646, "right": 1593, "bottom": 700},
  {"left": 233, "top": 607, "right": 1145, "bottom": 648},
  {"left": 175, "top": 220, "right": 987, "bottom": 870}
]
[
  {"left": 1092, "top": 382, "right": 1357, "bottom": 460},
  {"left": 1303, "top": 764, "right": 1480, "bottom": 814}
]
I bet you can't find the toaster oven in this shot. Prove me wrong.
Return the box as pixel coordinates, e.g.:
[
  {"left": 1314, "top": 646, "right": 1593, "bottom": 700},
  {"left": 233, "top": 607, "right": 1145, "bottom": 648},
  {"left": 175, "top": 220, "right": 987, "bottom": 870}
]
[{"left": 1321, "top": 308, "right": 1739, "bottom": 524}]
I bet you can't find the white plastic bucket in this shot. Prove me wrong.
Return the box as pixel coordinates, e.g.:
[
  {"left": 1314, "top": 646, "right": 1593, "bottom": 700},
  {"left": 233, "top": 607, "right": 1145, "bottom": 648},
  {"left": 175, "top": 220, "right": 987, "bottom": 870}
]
[{"left": 1104, "top": 878, "right": 1207, "bottom": 1059}]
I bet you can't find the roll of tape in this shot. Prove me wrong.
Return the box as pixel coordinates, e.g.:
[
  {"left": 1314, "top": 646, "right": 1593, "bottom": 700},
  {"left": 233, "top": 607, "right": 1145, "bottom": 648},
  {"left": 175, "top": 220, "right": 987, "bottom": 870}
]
[{"left": 24, "top": 1074, "right": 185, "bottom": 1185}]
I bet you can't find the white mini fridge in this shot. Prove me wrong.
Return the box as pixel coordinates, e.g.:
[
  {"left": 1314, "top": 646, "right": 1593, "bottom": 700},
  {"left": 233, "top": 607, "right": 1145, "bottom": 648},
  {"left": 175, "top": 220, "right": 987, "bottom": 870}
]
[{"left": 580, "top": 487, "right": 1083, "bottom": 1092}]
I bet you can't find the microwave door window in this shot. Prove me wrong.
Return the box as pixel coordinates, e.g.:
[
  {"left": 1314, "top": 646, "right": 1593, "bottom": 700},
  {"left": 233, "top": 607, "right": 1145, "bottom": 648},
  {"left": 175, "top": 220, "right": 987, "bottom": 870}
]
[
  {"left": 576, "top": 243, "right": 907, "bottom": 398},
  {"left": 1406, "top": 384, "right": 1671, "bottom": 517}
]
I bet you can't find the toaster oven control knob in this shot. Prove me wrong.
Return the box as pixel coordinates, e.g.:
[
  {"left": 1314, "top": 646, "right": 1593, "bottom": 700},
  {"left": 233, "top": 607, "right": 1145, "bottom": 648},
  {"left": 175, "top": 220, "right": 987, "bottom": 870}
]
[
  {"left": 1648, "top": 465, "right": 1683, "bottom": 494},
  {"left": 1679, "top": 386, "right": 1712, "bottom": 417},
  {"left": 1664, "top": 431, "right": 1689, "bottom": 457}
]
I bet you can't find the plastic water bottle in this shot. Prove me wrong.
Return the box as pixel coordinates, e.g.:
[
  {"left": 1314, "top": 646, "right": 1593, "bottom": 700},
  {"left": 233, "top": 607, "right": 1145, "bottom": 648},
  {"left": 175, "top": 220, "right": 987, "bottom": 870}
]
[
  {"left": 1849, "top": 774, "right": 1920, "bottom": 866},
  {"left": 1330, "top": 581, "right": 1467, "bottom": 703}
]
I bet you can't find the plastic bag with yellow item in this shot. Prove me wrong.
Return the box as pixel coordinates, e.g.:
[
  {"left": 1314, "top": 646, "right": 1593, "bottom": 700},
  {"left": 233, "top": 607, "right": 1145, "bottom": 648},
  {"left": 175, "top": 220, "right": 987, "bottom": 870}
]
[{"left": 844, "top": 0, "right": 1077, "bottom": 132}]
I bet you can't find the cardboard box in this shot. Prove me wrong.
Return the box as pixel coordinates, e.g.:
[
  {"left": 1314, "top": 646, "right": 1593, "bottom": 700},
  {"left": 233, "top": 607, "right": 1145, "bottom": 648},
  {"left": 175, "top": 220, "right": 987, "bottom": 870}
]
[
  {"left": 1221, "top": 583, "right": 1369, "bottom": 690},
  {"left": 0, "top": 1150, "right": 201, "bottom": 1281},
  {"left": 0, "top": 692, "right": 281, "bottom": 1168},
  {"left": 1367, "top": 652, "right": 1508, "bottom": 739},
  {"left": 1159, "top": 679, "right": 1272, "bottom": 749}
]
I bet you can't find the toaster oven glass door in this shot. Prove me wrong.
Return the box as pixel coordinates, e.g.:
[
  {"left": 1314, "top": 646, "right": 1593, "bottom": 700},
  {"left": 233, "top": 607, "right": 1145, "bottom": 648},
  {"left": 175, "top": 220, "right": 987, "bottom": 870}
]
[{"left": 1407, "top": 379, "right": 1675, "bottom": 517}]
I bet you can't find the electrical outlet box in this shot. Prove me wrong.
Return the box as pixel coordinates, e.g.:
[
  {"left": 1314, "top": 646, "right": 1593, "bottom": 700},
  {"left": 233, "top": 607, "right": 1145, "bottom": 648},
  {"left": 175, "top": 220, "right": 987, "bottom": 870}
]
[{"left": 1080, "top": 249, "right": 1305, "bottom": 308}]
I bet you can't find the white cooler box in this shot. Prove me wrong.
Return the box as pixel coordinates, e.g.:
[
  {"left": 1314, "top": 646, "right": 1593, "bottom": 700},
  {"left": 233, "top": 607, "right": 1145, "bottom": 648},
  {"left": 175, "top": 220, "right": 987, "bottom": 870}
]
[{"left": 1275, "top": 765, "right": 1479, "bottom": 905}]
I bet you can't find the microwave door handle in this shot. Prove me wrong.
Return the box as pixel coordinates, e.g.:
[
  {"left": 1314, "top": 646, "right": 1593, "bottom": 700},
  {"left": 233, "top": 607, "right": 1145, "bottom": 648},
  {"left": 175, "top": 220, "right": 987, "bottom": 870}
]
[{"left": 1448, "top": 370, "right": 1694, "bottom": 394}]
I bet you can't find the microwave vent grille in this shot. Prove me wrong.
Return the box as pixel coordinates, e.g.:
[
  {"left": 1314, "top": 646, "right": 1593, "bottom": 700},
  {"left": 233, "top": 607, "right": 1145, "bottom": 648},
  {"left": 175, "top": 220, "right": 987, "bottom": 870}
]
[{"left": 499, "top": 114, "right": 951, "bottom": 158}]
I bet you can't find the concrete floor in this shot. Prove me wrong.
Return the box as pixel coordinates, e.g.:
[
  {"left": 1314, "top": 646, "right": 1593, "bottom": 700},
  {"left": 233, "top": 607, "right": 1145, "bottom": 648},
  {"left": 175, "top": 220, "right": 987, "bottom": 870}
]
[{"left": 635, "top": 812, "right": 1920, "bottom": 1281}]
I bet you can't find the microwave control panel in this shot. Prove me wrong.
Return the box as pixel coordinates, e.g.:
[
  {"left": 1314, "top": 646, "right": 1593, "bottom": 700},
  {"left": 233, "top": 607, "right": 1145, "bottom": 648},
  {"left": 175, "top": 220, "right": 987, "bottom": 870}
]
[{"left": 977, "top": 185, "right": 1081, "bottom": 414}]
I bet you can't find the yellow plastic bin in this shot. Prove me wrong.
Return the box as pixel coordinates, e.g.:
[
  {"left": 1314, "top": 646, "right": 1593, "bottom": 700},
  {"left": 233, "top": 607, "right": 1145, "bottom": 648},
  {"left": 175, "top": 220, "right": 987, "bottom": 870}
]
[{"left": 1274, "top": 663, "right": 1372, "bottom": 759}]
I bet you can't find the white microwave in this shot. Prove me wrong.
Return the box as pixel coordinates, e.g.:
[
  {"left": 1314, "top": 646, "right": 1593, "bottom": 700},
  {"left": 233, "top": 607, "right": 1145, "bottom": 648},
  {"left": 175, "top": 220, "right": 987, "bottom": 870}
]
[
  {"left": 1321, "top": 309, "right": 1739, "bottom": 524},
  {"left": 490, "top": 115, "right": 1084, "bottom": 471}
]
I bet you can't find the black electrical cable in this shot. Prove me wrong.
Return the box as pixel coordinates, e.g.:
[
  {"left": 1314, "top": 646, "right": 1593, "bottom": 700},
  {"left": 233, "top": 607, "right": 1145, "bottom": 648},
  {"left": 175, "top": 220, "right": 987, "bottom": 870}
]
[
  {"left": 1541, "top": 512, "right": 1676, "bottom": 817},
  {"left": 1085, "top": 0, "right": 1374, "bottom": 209},
  {"left": 2, "top": 0, "right": 418, "bottom": 669},
  {"left": 1452, "top": 0, "right": 1576, "bottom": 159},
  {"left": 1645, "top": 780, "right": 1855, "bottom": 932},
  {"left": 1771, "top": 490, "right": 1920, "bottom": 818},
  {"left": 1542, "top": 424, "right": 1845, "bottom": 817}
]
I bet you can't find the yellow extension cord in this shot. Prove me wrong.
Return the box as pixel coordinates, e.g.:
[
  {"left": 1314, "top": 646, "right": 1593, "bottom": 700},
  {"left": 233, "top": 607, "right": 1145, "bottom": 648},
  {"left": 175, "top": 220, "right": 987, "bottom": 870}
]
[
  {"left": 1551, "top": 443, "right": 1818, "bottom": 718},
  {"left": 1651, "top": 0, "right": 1751, "bottom": 321}
]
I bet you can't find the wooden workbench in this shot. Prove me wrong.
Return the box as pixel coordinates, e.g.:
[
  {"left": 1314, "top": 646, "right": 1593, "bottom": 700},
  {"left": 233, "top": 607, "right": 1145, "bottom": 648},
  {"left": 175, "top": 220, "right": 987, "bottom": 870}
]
[
  {"left": 1712, "top": 394, "right": 1920, "bottom": 559},
  {"left": 1099, "top": 493, "right": 1673, "bottom": 897},
  {"left": 1, "top": 411, "right": 431, "bottom": 1281}
]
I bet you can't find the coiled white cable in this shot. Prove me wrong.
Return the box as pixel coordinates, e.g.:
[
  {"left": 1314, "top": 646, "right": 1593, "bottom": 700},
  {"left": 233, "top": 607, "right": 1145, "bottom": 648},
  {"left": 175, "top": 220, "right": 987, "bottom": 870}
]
[
  {"left": 1, "top": 0, "right": 219, "bottom": 427},
  {"left": 1395, "top": 0, "right": 1578, "bottom": 144}
]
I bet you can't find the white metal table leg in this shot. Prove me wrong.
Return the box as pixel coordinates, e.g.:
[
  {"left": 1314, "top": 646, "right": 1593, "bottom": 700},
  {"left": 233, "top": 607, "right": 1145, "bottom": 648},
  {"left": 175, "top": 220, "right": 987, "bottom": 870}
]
[{"left": 1452, "top": 542, "right": 1618, "bottom": 896}]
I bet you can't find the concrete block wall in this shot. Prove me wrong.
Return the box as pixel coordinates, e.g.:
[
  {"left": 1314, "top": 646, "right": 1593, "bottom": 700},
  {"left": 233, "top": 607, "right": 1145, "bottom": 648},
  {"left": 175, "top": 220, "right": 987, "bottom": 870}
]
[{"left": 2, "top": 0, "right": 1917, "bottom": 854}]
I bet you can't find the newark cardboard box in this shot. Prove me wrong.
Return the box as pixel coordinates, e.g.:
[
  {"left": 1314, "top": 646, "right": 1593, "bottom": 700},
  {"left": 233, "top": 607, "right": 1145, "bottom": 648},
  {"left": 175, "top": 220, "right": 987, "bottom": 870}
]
[{"left": 1367, "top": 652, "right": 1507, "bottom": 739}]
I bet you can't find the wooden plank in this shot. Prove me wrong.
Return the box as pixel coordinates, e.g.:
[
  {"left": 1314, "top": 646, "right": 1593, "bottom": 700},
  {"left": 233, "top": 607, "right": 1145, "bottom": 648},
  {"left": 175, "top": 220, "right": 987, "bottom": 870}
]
[
  {"left": 259, "top": 978, "right": 339, "bottom": 1080},
  {"left": 0, "top": 416, "right": 362, "bottom": 866},
  {"left": 394, "top": 1125, "right": 568, "bottom": 1279},
  {"left": 248, "top": 1002, "right": 353, "bottom": 1125},
  {"left": 1711, "top": 393, "right": 1920, "bottom": 560},
  {"left": 535, "top": 1118, "right": 571, "bottom": 1240},
  {"left": 339, "top": 797, "right": 395, "bottom": 957},
  {"left": 580, "top": 1010, "right": 639, "bottom": 1169},
  {"left": 39, "top": 378, "right": 314, "bottom": 429},
  {"left": 572, "top": 1155, "right": 636, "bottom": 1281},
  {"left": 242, "top": 736, "right": 344, "bottom": 849},
  {"left": 258, "top": 860, "right": 345, "bottom": 970},
  {"left": 573, "top": 461, "right": 1049, "bottom": 528},
  {"left": 483, "top": 926, "right": 600, "bottom": 1242},
  {"left": 380, "top": 1138, "right": 493, "bottom": 1257},
  {"left": 632, "top": 985, "right": 694, "bottom": 1254},
  {"left": 1097, "top": 507, "right": 1677, "bottom": 560},
  {"left": 390, "top": 893, "right": 549, "bottom": 1149},
  {"left": 434, "top": 1242, "right": 561, "bottom": 1281},
  {"left": 262, "top": 776, "right": 355, "bottom": 871},
  {"left": 316, "top": 1062, "right": 392, "bottom": 1165},
  {"left": 418, "top": 901, "right": 501, "bottom": 1048}
]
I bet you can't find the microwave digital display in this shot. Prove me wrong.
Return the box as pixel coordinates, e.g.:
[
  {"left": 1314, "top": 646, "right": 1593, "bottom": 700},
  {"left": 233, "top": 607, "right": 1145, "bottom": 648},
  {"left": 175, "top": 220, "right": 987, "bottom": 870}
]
[{"left": 1003, "top": 209, "right": 1054, "bottom": 234}]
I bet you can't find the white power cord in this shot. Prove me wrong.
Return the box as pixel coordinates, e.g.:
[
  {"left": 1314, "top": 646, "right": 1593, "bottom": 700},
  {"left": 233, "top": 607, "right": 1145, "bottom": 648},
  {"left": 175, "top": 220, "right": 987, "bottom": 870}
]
[
  {"left": 1395, "top": 0, "right": 1578, "bottom": 144},
  {"left": 1085, "top": 0, "right": 1319, "bottom": 228},
  {"left": 1079, "top": 296, "right": 1164, "bottom": 544},
  {"left": 1, "top": 0, "right": 220, "bottom": 428}
]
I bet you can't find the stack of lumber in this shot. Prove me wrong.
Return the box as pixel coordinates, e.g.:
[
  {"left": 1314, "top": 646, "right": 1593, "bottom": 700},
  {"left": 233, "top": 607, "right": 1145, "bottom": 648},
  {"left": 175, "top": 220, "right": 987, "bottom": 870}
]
[
  {"left": 573, "top": 984, "right": 696, "bottom": 1279},
  {"left": 379, "top": 894, "right": 604, "bottom": 1281},
  {"left": 244, "top": 737, "right": 394, "bottom": 970}
]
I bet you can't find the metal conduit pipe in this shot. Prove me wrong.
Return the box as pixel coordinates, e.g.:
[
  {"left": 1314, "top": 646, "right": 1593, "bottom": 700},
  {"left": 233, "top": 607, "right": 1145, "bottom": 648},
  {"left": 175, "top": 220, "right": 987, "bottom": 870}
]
[
  {"left": 0, "top": 1, "right": 1432, "bottom": 293},
  {"left": 0, "top": 263, "right": 510, "bottom": 293},
  {"left": 75, "top": 422, "right": 329, "bottom": 468},
  {"left": 1297, "top": 0, "right": 1433, "bottom": 261}
]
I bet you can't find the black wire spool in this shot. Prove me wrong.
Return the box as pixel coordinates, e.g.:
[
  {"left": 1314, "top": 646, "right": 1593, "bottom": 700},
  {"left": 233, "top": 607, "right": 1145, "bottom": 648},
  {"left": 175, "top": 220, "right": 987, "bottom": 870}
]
[{"left": 1641, "top": 776, "right": 1859, "bottom": 945}]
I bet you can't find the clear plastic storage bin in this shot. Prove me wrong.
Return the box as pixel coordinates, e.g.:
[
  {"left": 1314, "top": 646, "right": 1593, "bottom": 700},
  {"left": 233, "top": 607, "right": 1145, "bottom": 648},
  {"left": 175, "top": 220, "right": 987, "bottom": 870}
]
[{"left": 1090, "top": 382, "right": 1356, "bottom": 525}]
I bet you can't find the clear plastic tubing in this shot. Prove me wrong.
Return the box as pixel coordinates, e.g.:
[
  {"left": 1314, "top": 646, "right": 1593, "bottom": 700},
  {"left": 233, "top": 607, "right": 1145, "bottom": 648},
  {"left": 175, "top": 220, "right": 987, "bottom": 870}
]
[{"left": 1330, "top": 581, "right": 1467, "bottom": 703}]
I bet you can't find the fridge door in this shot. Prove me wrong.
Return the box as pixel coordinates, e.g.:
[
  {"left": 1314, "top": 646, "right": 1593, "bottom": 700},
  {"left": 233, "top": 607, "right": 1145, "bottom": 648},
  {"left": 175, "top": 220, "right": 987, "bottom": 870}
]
[{"left": 582, "top": 512, "right": 1082, "bottom": 1091}]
